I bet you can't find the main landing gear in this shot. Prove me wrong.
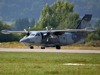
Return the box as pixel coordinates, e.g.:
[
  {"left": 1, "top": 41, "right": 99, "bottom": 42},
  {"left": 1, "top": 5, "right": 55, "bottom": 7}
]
[
  {"left": 30, "top": 46, "right": 45, "bottom": 49},
  {"left": 29, "top": 46, "right": 60, "bottom": 49},
  {"left": 41, "top": 47, "right": 45, "bottom": 49},
  {"left": 30, "top": 46, "right": 34, "bottom": 49},
  {"left": 56, "top": 45, "right": 61, "bottom": 49}
]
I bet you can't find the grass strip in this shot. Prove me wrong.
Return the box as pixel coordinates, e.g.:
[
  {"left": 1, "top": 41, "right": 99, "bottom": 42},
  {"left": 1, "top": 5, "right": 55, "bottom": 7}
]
[{"left": 0, "top": 52, "right": 100, "bottom": 75}]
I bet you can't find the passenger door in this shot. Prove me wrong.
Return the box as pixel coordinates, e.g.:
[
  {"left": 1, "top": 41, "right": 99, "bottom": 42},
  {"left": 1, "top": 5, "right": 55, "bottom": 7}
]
[
  {"left": 59, "top": 35, "right": 67, "bottom": 45},
  {"left": 35, "top": 33, "right": 42, "bottom": 45}
]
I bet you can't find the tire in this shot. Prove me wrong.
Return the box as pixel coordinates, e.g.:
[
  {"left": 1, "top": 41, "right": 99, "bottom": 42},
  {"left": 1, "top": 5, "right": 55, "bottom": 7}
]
[
  {"left": 41, "top": 47, "right": 45, "bottom": 49},
  {"left": 30, "top": 46, "right": 34, "bottom": 49},
  {"left": 56, "top": 45, "right": 60, "bottom": 49}
]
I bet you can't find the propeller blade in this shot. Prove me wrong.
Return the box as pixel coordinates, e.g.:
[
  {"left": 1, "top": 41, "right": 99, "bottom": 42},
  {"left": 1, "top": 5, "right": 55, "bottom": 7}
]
[
  {"left": 50, "top": 28, "right": 52, "bottom": 32},
  {"left": 24, "top": 29, "right": 27, "bottom": 33},
  {"left": 46, "top": 27, "right": 48, "bottom": 32},
  {"left": 45, "top": 27, "right": 53, "bottom": 41},
  {"left": 27, "top": 27, "right": 31, "bottom": 36},
  {"left": 28, "top": 27, "right": 31, "bottom": 32},
  {"left": 24, "top": 27, "right": 31, "bottom": 36}
]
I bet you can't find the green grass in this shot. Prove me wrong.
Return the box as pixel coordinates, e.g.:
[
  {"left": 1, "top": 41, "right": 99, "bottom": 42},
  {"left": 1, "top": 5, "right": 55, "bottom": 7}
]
[
  {"left": 1, "top": 42, "right": 100, "bottom": 50},
  {"left": 0, "top": 52, "right": 100, "bottom": 75}
]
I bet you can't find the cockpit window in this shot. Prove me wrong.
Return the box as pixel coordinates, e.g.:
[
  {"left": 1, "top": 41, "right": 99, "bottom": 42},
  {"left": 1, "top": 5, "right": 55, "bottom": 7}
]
[
  {"left": 29, "top": 33, "right": 40, "bottom": 37},
  {"left": 35, "top": 33, "right": 40, "bottom": 36},
  {"left": 29, "top": 34, "right": 35, "bottom": 36}
]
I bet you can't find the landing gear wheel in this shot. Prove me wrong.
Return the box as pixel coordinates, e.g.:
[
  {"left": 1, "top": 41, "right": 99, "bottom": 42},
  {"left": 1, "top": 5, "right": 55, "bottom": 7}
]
[
  {"left": 56, "top": 45, "right": 60, "bottom": 50},
  {"left": 41, "top": 47, "right": 45, "bottom": 49},
  {"left": 30, "top": 46, "right": 34, "bottom": 49}
]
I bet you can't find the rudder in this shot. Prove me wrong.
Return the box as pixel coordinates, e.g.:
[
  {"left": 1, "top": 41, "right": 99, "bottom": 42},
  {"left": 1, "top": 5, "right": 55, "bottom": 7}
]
[
  {"left": 76, "top": 14, "right": 92, "bottom": 29},
  {"left": 76, "top": 14, "right": 92, "bottom": 36}
]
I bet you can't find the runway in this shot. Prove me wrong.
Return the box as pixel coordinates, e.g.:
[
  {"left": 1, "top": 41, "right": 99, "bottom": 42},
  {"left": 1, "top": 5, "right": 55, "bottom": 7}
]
[{"left": 0, "top": 48, "right": 100, "bottom": 53}]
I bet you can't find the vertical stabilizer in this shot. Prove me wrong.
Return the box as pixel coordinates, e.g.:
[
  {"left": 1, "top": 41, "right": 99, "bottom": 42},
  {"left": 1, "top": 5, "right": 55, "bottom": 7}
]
[
  {"left": 76, "top": 14, "right": 92, "bottom": 29},
  {"left": 76, "top": 14, "right": 92, "bottom": 36}
]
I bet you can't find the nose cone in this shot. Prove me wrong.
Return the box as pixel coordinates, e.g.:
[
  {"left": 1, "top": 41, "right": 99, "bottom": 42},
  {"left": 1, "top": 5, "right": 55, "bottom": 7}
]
[{"left": 20, "top": 38, "right": 30, "bottom": 43}]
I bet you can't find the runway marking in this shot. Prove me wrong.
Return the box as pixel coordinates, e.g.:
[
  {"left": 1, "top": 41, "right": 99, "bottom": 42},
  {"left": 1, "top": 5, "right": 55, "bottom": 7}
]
[
  {"left": 63, "top": 63, "right": 99, "bottom": 66},
  {"left": 63, "top": 63, "right": 85, "bottom": 65}
]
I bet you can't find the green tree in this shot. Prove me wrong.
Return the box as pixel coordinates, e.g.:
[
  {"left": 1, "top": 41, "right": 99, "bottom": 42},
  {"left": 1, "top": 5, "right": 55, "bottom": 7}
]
[
  {"left": 34, "top": 21, "right": 39, "bottom": 27},
  {"left": 56, "top": 12, "right": 80, "bottom": 29},
  {"left": 61, "top": 1, "right": 73, "bottom": 21},
  {"left": 0, "top": 21, "right": 10, "bottom": 30},
  {"left": 85, "top": 27, "right": 100, "bottom": 42},
  {"left": 85, "top": 33, "right": 100, "bottom": 42},
  {"left": 0, "top": 21, "right": 20, "bottom": 42},
  {"left": 15, "top": 18, "right": 30, "bottom": 30},
  {"left": 38, "top": 0, "right": 74, "bottom": 29},
  {"left": 30, "top": 18, "right": 35, "bottom": 27},
  {"left": 92, "top": 20, "right": 100, "bottom": 27},
  {"left": 85, "top": 20, "right": 100, "bottom": 42},
  {"left": 41, "top": 3, "right": 52, "bottom": 17}
]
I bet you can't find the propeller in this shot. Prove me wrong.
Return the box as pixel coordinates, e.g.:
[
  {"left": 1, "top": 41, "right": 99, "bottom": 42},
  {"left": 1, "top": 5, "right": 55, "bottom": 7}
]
[
  {"left": 24, "top": 27, "right": 31, "bottom": 36},
  {"left": 46, "top": 27, "right": 48, "bottom": 32},
  {"left": 46, "top": 27, "right": 53, "bottom": 41}
]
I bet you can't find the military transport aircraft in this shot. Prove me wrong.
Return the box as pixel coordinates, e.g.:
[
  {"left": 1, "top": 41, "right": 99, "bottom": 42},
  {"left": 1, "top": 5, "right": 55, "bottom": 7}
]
[{"left": 1, "top": 14, "right": 97, "bottom": 49}]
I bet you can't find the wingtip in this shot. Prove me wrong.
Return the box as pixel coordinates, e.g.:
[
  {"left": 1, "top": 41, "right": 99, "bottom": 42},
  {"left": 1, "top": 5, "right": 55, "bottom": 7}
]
[{"left": 1, "top": 30, "right": 10, "bottom": 34}]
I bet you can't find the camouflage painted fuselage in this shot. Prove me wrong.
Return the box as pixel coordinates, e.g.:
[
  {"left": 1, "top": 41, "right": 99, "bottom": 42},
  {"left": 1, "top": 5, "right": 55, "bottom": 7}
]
[
  {"left": 21, "top": 32, "right": 85, "bottom": 47},
  {"left": 40, "top": 32, "right": 85, "bottom": 47}
]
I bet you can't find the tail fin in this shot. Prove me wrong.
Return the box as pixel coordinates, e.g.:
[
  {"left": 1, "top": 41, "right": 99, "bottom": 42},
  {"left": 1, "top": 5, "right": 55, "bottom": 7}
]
[
  {"left": 76, "top": 14, "right": 92, "bottom": 29},
  {"left": 76, "top": 14, "right": 92, "bottom": 36}
]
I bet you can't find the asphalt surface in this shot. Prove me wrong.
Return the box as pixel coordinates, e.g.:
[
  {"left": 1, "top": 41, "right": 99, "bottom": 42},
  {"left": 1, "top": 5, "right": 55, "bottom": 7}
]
[{"left": 0, "top": 48, "right": 100, "bottom": 53}]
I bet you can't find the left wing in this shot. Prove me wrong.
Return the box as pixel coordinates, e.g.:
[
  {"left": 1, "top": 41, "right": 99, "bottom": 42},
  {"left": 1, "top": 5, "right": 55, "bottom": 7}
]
[{"left": 1, "top": 27, "right": 97, "bottom": 36}]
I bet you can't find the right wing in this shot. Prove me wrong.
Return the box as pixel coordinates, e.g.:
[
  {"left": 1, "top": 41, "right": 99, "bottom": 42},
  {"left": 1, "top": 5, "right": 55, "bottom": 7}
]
[
  {"left": 50, "top": 27, "right": 97, "bottom": 36},
  {"left": 1, "top": 30, "right": 32, "bottom": 34}
]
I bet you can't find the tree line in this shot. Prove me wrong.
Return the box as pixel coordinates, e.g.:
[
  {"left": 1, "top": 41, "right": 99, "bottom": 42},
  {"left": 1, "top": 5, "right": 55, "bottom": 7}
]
[
  {"left": 0, "top": 0, "right": 100, "bottom": 23},
  {"left": 0, "top": 0, "right": 100, "bottom": 43},
  {"left": 0, "top": 21, "right": 20, "bottom": 42},
  {"left": 11, "top": 18, "right": 35, "bottom": 30}
]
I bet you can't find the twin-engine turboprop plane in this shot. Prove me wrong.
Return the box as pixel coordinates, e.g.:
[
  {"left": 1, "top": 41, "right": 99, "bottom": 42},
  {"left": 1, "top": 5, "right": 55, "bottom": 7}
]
[{"left": 1, "top": 14, "right": 97, "bottom": 49}]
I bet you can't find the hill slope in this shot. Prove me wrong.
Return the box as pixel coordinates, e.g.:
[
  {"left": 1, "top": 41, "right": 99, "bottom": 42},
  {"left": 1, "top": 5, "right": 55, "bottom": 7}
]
[{"left": 0, "top": 0, "right": 100, "bottom": 22}]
